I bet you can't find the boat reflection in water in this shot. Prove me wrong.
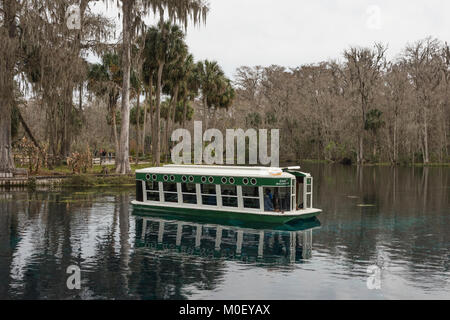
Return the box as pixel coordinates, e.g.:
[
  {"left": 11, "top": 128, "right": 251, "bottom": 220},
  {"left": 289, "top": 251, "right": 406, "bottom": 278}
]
[{"left": 133, "top": 210, "right": 321, "bottom": 264}]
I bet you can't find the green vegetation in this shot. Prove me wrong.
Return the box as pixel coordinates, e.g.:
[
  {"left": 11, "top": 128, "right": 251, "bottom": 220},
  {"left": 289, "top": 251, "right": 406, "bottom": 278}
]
[{"left": 60, "top": 175, "right": 134, "bottom": 187}]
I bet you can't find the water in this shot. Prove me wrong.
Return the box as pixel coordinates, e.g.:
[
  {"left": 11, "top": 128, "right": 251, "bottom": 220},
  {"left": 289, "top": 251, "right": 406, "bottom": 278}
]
[{"left": 0, "top": 164, "right": 449, "bottom": 300}]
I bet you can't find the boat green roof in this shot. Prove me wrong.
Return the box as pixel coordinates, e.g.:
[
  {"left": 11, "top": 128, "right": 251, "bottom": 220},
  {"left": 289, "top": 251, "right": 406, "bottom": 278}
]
[{"left": 136, "top": 165, "right": 311, "bottom": 187}]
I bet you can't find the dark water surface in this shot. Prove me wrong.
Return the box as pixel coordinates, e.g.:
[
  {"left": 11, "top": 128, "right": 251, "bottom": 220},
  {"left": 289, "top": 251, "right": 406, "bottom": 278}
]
[{"left": 0, "top": 164, "right": 449, "bottom": 300}]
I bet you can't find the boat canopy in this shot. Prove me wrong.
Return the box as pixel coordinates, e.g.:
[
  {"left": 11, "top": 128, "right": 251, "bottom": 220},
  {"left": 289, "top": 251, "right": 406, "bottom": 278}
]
[
  {"left": 137, "top": 165, "right": 293, "bottom": 179},
  {"left": 136, "top": 165, "right": 302, "bottom": 188},
  {"left": 282, "top": 168, "right": 311, "bottom": 178}
]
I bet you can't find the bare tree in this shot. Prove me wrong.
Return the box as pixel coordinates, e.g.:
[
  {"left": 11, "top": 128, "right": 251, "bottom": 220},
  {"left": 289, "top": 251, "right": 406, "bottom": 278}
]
[
  {"left": 403, "top": 38, "right": 443, "bottom": 164},
  {"left": 343, "top": 43, "right": 387, "bottom": 164}
]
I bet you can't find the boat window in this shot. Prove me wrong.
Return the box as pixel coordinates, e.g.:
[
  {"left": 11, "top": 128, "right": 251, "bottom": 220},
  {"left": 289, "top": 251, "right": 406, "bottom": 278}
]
[
  {"left": 164, "top": 182, "right": 177, "bottom": 192},
  {"left": 201, "top": 184, "right": 217, "bottom": 206},
  {"left": 181, "top": 183, "right": 197, "bottom": 204},
  {"left": 146, "top": 181, "right": 159, "bottom": 191},
  {"left": 277, "top": 187, "right": 291, "bottom": 211},
  {"left": 296, "top": 177, "right": 304, "bottom": 209},
  {"left": 181, "top": 183, "right": 196, "bottom": 193},
  {"left": 146, "top": 181, "right": 160, "bottom": 202},
  {"left": 242, "top": 186, "right": 260, "bottom": 209},
  {"left": 163, "top": 182, "right": 178, "bottom": 203},
  {"left": 136, "top": 181, "right": 143, "bottom": 202},
  {"left": 221, "top": 185, "right": 238, "bottom": 208},
  {"left": 242, "top": 186, "right": 258, "bottom": 197},
  {"left": 263, "top": 187, "right": 291, "bottom": 212},
  {"left": 201, "top": 184, "right": 216, "bottom": 195}
]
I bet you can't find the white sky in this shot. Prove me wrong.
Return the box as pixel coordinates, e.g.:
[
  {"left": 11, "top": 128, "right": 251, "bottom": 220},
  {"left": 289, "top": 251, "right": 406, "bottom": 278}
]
[{"left": 90, "top": 0, "right": 450, "bottom": 79}]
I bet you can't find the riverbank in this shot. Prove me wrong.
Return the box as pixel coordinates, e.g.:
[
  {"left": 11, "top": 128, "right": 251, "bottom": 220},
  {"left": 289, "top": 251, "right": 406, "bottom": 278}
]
[
  {"left": 3, "top": 160, "right": 449, "bottom": 189},
  {"left": 0, "top": 174, "right": 135, "bottom": 189},
  {"left": 299, "top": 159, "right": 450, "bottom": 167},
  {"left": 1, "top": 163, "right": 149, "bottom": 188}
]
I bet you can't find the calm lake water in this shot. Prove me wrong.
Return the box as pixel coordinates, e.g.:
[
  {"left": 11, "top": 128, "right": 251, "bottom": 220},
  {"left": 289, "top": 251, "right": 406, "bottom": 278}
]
[{"left": 0, "top": 164, "right": 449, "bottom": 300}]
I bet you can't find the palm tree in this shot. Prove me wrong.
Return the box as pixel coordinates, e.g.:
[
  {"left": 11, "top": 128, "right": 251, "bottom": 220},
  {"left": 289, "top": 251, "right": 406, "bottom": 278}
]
[
  {"left": 87, "top": 52, "right": 123, "bottom": 165},
  {"left": 144, "top": 22, "right": 189, "bottom": 166},
  {"left": 216, "top": 77, "right": 235, "bottom": 122},
  {"left": 196, "top": 60, "right": 235, "bottom": 129},
  {"left": 178, "top": 54, "right": 197, "bottom": 127},
  {"left": 144, "top": 24, "right": 163, "bottom": 166},
  {"left": 142, "top": 37, "right": 159, "bottom": 159},
  {"left": 163, "top": 45, "right": 190, "bottom": 159},
  {"left": 130, "top": 39, "right": 146, "bottom": 163},
  {"left": 114, "top": 0, "right": 209, "bottom": 173}
]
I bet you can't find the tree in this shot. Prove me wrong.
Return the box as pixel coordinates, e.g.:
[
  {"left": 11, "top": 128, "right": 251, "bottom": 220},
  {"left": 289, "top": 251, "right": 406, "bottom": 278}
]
[
  {"left": 182, "top": 55, "right": 201, "bottom": 126},
  {"left": 343, "top": 43, "right": 387, "bottom": 164},
  {"left": 196, "top": 60, "right": 226, "bottom": 130},
  {"left": 1, "top": 0, "right": 111, "bottom": 171},
  {"left": 384, "top": 62, "right": 410, "bottom": 164},
  {"left": 142, "top": 35, "right": 159, "bottom": 159},
  {"left": 130, "top": 39, "right": 145, "bottom": 163},
  {"left": 88, "top": 52, "right": 123, "bottom": 163},
  {"left": 161, "top": 25, "right": 189, "bottom": 159},
  {"left": 0, "top": 0, "right": 19, "bottom": 173},
  {"left": 143, "top": 21, "right": 189, "bottom": 165},
  {"left": 364, "top": 109, "right": 385, "bottom": 159},
  {"left": 114, "top": 0, "right": 209, "bottom": 173},
  {"left": 403, "top": 38, "right": 444, "bottom": 164}
]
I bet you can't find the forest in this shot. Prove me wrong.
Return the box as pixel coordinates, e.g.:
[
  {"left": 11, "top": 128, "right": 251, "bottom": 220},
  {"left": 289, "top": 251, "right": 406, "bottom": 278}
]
[
  {"left": 1, "top": 1, "right": 449, "bottom": 178},
  {"left": 232, "top": 39, "right": 450, "bottom": 165}
]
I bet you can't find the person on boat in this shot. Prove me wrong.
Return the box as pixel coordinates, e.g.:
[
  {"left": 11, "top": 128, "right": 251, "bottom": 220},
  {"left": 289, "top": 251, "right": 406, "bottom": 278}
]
[
  {"left": 273, "top": 190, "right": 280, "bottom": 211},
  {"left": 282, "top": 193, "right": 290, "bottom": 212},
  {"left": 264, "top": 189, "right": 274, "bottom": 211}
]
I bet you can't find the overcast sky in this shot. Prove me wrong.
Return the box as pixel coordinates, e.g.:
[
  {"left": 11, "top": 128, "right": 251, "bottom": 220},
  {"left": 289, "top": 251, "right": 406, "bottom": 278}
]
[{"left": 91, "top": 0, "right": 450, "bottom": 78}]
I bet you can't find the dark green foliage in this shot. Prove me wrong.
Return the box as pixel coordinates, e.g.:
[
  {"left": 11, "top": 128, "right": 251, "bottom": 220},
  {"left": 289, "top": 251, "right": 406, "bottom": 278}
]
[
  {"left": 130, "top": 105, "right": 145, "bottom": 126},
  {"left": 365, "top": 109, "right": 385, "bottom": 132}
]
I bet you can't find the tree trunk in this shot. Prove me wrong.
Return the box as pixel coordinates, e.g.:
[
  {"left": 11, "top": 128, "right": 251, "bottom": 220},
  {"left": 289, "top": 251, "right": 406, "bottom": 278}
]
[
  {"left": 163, "top": 117, "right": 168, "bottom": 161},
  {"left": 165, "top": 84, "right": 179, "bottom": 162},
  {"left": 116, "top": 1, "right": 132, "bottom": 174},
  {"left": 0, "top": 96, "right": 14, "bottom": 173},
  {"left": 358, "top": 133, "right": 364, "bottom": 164},
  {"left": 171, "top": 85, "right": 179, "bottom": 131},
  {"left": 148, "top": 76, "right": 154, "bottom": 161},
  {"left": 372, "top": 133, "right": 377, "bottom": 159},
  {"left": 0, "top": 0, "right": 18, "bottom": 173},
  {"left": 17, "top": 108, "right": 43, "bottom": 154},
  {"left": 111, "top": 103, "right": 120, "bottom": 167},
  {"left": 203, "top": 97, "right": 208, "bottom": 130},
  {"left": 62, "top": 84, "right": 73, "bottom": 159},
  {"left": 443, "top": 96, "right": 449, "bottom": 158},
  {"left": 79, "top": 83, "right": 83, "bottom": 111},
  {"left": 182, "top": 98, "right": 190, "bottom": 127},
  {"left": 211, "top": 106, "right": 217, "bottom": 129},
  {"left": 155, "top": 62, "right": 164, "bottom": 166},
  {"left": 423, "top": 108, "right": 429, "bottom": 164},
  {"left": 142, "top": 91, "right": 147, "bottom": 157},
  {"left": 393, "top": 112, "right": 398, "bottom": 164},
  {"left": 164, "top": 113, "right": 169, "bottom": 160},
  {"left": 136, "top": 88, "right": 141, "bottom": 165},
  {"left": 163, "top": 99, "right": 170, "bottom": 160}
]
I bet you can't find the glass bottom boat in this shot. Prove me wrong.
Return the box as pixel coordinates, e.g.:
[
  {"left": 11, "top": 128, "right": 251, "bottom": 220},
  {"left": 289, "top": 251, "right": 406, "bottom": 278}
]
[{"left": 132, "top": 165, "right": 322, "bottom": 224}]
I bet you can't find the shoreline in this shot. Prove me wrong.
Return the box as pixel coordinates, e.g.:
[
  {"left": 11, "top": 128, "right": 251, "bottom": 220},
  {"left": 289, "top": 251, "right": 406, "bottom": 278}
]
[
  {"left": 298, "top": 159, "right": 450, "bottom": 167},
  {"left": 1, "top": 161, "right": 449, "bottom": 188},
  {"left": 0, "top": 174, "right": 135, "bottom": 188}
]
